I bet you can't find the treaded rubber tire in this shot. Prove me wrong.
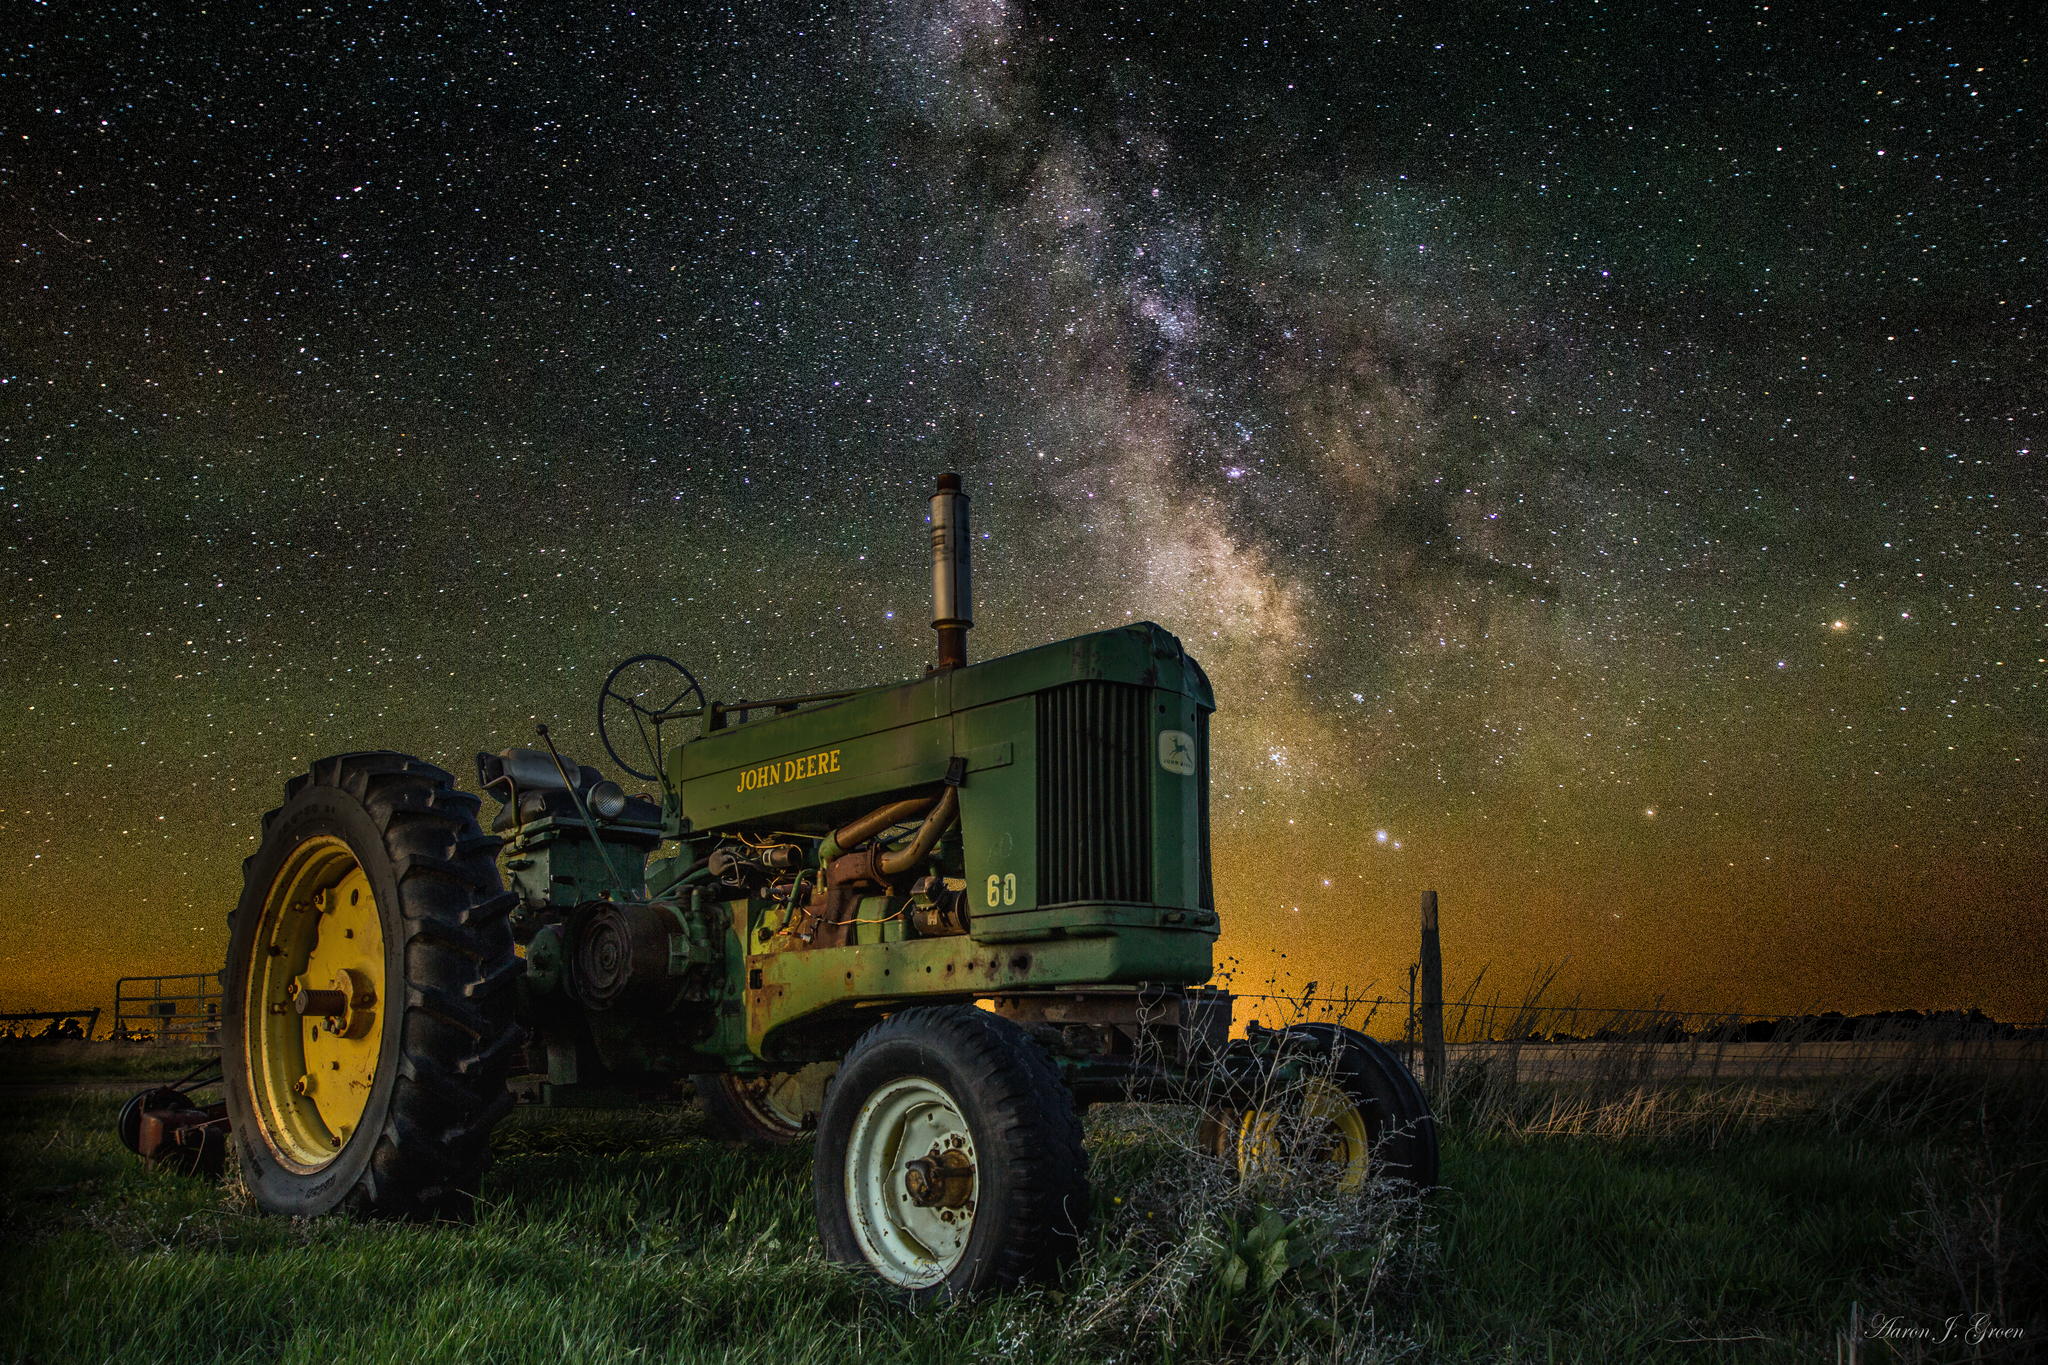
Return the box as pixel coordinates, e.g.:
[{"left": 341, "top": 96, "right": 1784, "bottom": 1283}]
[
  {"left": 814, "top": 1004, "right": 1088, "bottom": 1299},
  {"left": 1285, "top": 1023, "right": 1439, "bottom": 1188},
  {"left": 1203, "top": 1023, "right": 1440, "bottom": 1190},
  {"left": 221, "top": 751, "right": 521, "bottom": 1219}
]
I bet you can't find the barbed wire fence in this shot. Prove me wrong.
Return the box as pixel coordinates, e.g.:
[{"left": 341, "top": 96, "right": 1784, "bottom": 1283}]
[{"left": 1217, "top": 985, "right": 2048, "bottom": 1082}]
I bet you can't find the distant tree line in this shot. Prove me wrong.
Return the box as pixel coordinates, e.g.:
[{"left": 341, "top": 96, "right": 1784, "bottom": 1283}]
[{"left": 1512, "top": 1008, "right": 2031, "bottom": 1045}]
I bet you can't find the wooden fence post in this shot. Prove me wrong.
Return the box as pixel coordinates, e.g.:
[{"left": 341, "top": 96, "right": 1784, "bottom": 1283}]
[
  {"left": 1405, "top": 961, "right": 1419, "bottom": 1068},
  {"left": 1419, "top": 890, "right": 1445, "bottom": 1093}
]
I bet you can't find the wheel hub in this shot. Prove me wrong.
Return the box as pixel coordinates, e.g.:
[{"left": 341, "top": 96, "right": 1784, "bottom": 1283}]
[
  {"left": 903, "top": 1147, "right": 975, "bottom": 1208},
  {"left": 289, "top": 967, "right": 376, "bottom": 1039}
]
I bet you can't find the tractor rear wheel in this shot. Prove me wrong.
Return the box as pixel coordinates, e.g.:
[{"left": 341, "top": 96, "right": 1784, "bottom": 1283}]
[
  {"left": 813, "top": 1005, "right": 1087, "bottom": 1298},
  {"left": 1201, "top": 1023, "right": 1438, "bottom": 1193},
  {"left": 221, "top": 751, "right": 520, "bottom": 1218},
  {"left": 694, "top": 1063, "right": 835, "bottom": 1144}
]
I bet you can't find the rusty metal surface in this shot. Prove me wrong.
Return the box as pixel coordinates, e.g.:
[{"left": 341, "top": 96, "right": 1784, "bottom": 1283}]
[
  {"left": 119, "top": 1085, "right": 229, "bottom": 1179},
  {"left": 990, "top": 986, "right": 1234, "bottom": 1064},
  {"left": 115, "top": 1056, "right": 229, "bottom": 1179}
]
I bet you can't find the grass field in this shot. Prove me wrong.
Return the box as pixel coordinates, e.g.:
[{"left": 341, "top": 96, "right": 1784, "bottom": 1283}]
[{"left": 1, "top": 1048, "right": 2040, "bottom": 1364}]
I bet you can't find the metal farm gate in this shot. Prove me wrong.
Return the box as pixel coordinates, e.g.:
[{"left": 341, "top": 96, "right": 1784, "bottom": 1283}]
[{"left": 113, "top": 973, "right": 223, "bottom": 1045}]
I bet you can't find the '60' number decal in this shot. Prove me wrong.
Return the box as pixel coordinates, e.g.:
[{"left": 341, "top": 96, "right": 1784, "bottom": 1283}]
[{"left": 984, "top": 873, "right": 1017, "bottom": 908}]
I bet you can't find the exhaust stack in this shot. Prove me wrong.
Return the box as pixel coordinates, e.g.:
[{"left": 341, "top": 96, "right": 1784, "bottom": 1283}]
[{"left": 930, "top": 471, "right": 972, "bottom": 670}]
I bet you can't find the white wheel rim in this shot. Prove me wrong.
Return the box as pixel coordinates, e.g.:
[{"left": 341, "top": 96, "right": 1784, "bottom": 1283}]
[{"left": 844, "top": 1075, "right": 979, "bottom": 1288}]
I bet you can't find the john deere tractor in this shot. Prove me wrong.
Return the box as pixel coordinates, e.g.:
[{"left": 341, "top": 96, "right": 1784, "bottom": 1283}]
[{"left": 206, "top": 474, "right": 1436, "bottom": 1296}]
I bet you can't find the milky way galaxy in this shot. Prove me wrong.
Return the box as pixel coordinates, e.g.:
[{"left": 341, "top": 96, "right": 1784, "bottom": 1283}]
[{"left": 3, "top": 2, "right": 2042, "bottom": 1019}]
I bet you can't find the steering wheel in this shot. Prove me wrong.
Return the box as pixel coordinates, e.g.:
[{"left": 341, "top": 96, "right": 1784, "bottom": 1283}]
[{"left": 598, "top": 654, "right": 705, "bottom": 781}]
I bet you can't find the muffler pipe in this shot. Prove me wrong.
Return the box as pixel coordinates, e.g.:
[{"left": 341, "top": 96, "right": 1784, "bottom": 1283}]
[
  {"left": 879, "top": 787, "right": 959, "bottom": 876},
  {"left": 831, "top": 796, "right": 939, "bottom": 852},
  {"left": 827, "top": 788, "right": 961, "bottom": 887},
  {"left": 931, "top": 471, "right": 971, "bottom": 671}
]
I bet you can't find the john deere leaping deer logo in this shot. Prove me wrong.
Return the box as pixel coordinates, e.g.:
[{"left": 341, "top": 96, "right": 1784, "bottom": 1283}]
[{"left": 1158, "top": 730, "right": 1196, "bottom": 776}]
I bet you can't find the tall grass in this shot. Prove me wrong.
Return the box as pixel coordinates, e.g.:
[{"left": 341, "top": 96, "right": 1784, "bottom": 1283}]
[
  {"left": 2, "top": 1018, "right": 2042, "bottom": 1363},
  {"left": 1221, "top": 985, "right": 2047, "bottom": 1360},
  {"left": 984, "top": 1093, "right": 1434, "bottom": 1364},
  {"left": 0, "top": 1039, "right": 217, "bottom": 1084}
]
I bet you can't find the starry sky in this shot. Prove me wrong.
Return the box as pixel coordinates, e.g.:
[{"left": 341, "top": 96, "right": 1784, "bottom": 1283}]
[{"left": 3, "top": 2, "right": 2043, "bottom": 1023}]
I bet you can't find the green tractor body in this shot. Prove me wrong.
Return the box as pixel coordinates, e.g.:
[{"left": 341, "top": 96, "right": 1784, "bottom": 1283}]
[
  {"left": 504, "top": 619, "right": 1221, "bottom": 1088},
  {"left": 186, "top": 474, "right": 1437, "bottom": 1298}
]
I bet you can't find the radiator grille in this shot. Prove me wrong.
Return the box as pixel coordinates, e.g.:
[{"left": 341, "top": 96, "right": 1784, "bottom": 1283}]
[{"left": 1037, "top": 682, "right": 1152, "bottom": 904}]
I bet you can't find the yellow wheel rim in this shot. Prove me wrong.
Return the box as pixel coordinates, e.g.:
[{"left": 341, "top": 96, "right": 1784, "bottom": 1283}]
[
  {"left": 1234, "top": 1076, "right": 1372, "bottom": 1194},
  {"left": 242, "top": 835, "right": 387, "bottom": 1171}
]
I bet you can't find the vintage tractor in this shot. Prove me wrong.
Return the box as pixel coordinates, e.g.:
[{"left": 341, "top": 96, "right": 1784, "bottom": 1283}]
[{"left": 200, "top": 474, "right": 1437, "bottom": 1296}]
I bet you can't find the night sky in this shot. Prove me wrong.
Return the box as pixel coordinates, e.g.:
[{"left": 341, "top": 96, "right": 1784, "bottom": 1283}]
[{"left": 4, "top": 3, "right": 2042, "bottom": 1022}]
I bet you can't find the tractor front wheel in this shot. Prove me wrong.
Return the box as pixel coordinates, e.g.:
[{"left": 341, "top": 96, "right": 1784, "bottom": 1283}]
[
  {"left": 694, "top": 1063, "right": 835, "bottom": 1144},
  {"left": 221, "top": 752, "right": 521, "bottom": 1218},
  {"left": 814, "top": 1005, "right": 1086, "bottom": 1298}
]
